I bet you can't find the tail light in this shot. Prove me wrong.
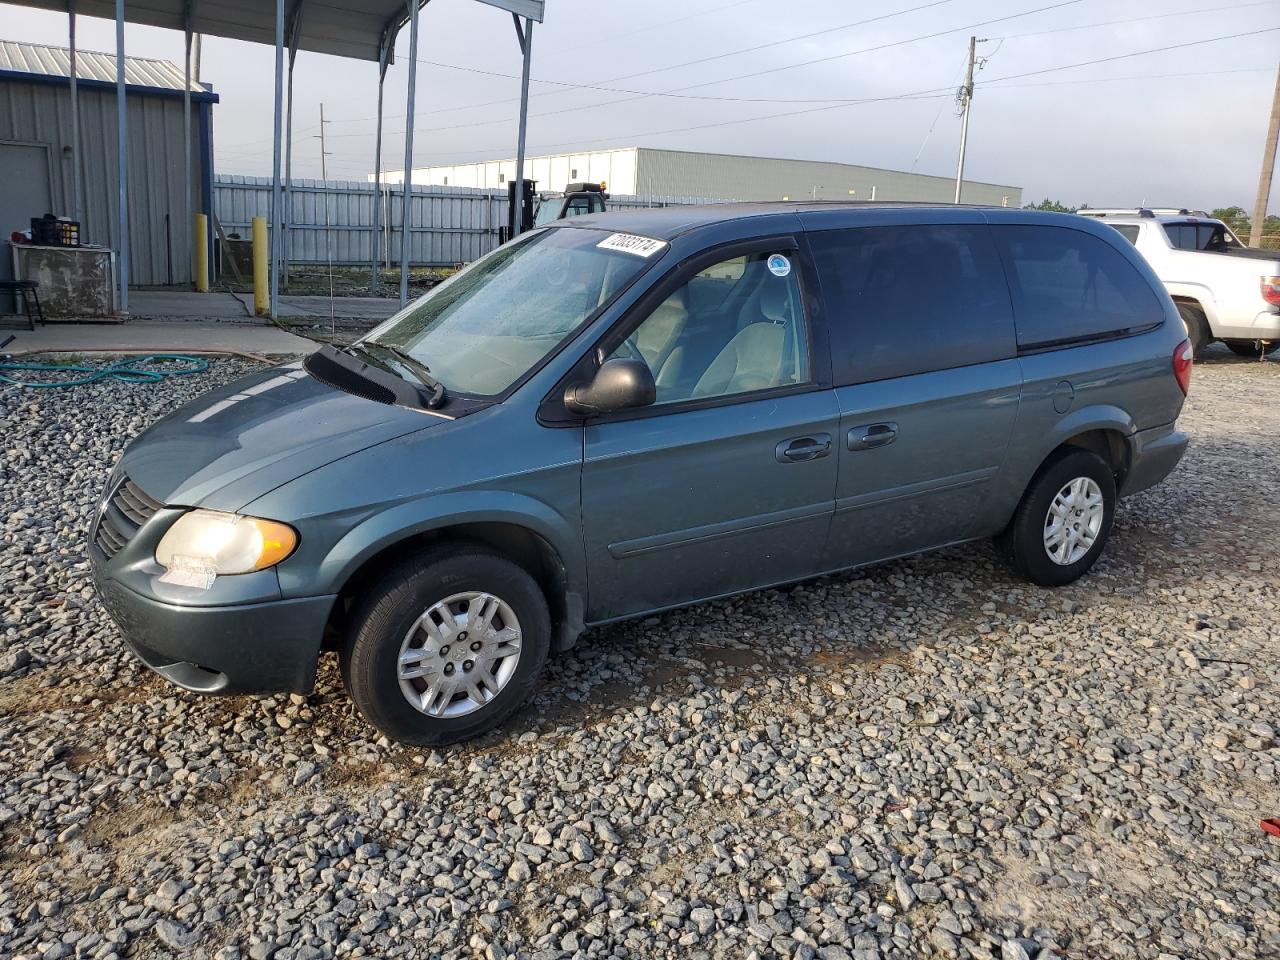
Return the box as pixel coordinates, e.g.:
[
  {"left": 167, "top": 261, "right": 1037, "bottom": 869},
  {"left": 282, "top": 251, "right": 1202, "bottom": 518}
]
[
  {"left": 1173, "top": 338, "right": 1193, "bottom": 396},
  {"left": 1263, "top": 276, "right": 1280, "bottom": 307}
]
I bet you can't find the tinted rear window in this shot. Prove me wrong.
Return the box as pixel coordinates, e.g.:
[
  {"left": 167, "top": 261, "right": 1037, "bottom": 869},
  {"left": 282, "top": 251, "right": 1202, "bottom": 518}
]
[
  {"left": 993, "top": 225, "right": 1164, "bottom": 349},
  {"left": 810, "top": 224, "right": 1016, "bottom": 384},
  {"left": 1109, "top": 224, "right": 1140, "bottom": 245},
  {"left": 1163, "top": 221, "right": 1239, "bottom": 252}
]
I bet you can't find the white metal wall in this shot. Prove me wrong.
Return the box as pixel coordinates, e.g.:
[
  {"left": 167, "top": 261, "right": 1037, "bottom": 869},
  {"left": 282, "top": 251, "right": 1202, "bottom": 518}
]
[
  {"left": 633, "top": 148, "right": 1023, "bottom": 207},
  {"left": 386, "top": 147, "right": 1022, "bottom": 207},
  {"left": 215, "top": 176, "right": 720, "bottom": 266},
  {"left": 0, "top": 77, "right": 206, "bottom": 286},
  {"left": 386, "top": 148, "right": 641, "bottom": 193}
]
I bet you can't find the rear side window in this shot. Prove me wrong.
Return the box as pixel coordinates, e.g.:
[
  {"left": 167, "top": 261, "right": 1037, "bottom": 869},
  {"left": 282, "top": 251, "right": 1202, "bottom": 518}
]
[
  {"left": 993, "top": 225, "right": 1164, "bottom": 349},
  {"left": 1164, "top": 223, "right": 1198, "bottom": 249},
  {"left": 810, "top": 224, "right": 1016, "bottom": 384},
  {"left": 1109, "top": 224, "right": 1140, "bottom": 245},
  {"left": 1164, "top": 221, "right": 1239, "bottom": 252}
]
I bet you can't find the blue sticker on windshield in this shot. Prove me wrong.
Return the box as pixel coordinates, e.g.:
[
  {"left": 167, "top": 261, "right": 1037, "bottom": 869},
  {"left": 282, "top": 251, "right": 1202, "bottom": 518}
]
[{"left": 767, "top": 254, "right": 791, "bottom": 277}]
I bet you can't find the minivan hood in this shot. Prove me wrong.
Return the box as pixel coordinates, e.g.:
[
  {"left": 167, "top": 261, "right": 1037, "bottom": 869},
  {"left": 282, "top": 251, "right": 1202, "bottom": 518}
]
[{"left": 119, "top": 361, "right": 444, "bottom": 512}]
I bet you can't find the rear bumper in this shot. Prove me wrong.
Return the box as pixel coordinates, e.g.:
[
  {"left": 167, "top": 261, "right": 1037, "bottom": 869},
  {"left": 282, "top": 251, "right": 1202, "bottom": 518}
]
[
  {"left": 1215, "top": 308, "right": 1280, "bottom": 341},
  {"left": 95, "top": 572, "right": 334, "bottom": 695},
  {"left": 1121, "top": 423, "right": 1188, "bottom": 498}
]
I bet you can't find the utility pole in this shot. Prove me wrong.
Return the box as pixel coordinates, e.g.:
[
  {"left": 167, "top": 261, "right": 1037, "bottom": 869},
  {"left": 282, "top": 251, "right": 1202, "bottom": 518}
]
[
  {"left": 317, "top": 102, "right": 330, "bottom": 181},
  {"left": 317, "top": 103, "right": 335, "bottom": 329},
  {"left": 1249, "top": 62, "right": 1280, "bottom": 248},
  {"left": 954, "top": 35, "right": 978, "bottom": 205}
]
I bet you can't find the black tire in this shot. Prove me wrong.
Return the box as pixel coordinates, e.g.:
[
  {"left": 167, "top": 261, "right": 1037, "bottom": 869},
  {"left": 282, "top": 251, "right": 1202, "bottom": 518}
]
[
  {"left": 1224, "top": 339, "right": 1280, "bottom": 358},
  {"left": 1176, "top": 303, "right": 1211, "bottom": 358},
  {"left": 340, "top": 546, "right": 550, "bottom": 746},
  {"left": 1001, "top": 448, "right": 1116, "bottom": 588}
]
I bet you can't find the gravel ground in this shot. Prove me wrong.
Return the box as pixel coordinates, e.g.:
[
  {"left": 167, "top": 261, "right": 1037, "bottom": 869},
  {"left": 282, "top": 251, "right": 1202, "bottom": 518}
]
[{"left": 1, "top": 348, "right": 1277, "bottom": 960}]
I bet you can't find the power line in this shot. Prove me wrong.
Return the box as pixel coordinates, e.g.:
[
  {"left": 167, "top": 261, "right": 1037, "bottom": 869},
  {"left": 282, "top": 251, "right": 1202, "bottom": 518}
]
[
  {"left": 427, "top": 25, "right": 1280, "bottom": 164},
  {"left": 911, "top": 54, "right": 971, "bottom": 171},
  {"left": 326, "top": 0, "right": 967, "bottom": 126},
  {"left": 988, "top": 0, "right": 1278, "bottom": 40},
  {"left": 980, "top": 25, "right": 1280, "bottom": 87},
  {"left": 538, "top": 0, "right": 964, "bottom": 91},
  {"left": 987, "top": 66, "right": 1273, "bottom": 89},
  {"left": 536, "top": 0, "right": 762, "bottom": 56},
  {"left": 325, "top": 0, "right": 1266, "bottom": 129},
  {"left": 360, "top": 0, "right": 1086, "bottom": 141},
  {"left": 515, "top": 0, "right": 1086, "bottom": 105}
]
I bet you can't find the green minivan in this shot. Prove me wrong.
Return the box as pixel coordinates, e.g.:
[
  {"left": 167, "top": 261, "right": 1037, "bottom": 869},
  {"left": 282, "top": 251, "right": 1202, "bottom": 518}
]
[{"left": 91, "top": 203, "right": 1191, "bottom": 744}]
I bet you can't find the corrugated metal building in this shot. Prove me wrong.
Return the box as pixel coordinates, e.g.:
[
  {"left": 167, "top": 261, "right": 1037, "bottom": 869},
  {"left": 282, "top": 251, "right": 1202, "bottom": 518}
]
[
  {"left": 0, "top": 41, "right": 217, "bottom": 287},
  {"left": 388, "top": 146, "right": 1022, "bottom": 207}
]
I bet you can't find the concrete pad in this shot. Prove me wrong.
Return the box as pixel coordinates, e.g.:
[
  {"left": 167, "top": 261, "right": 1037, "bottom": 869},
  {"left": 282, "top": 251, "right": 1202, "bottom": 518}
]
[
  {"left": 4, "top": 321, "right": 317, "bottom": 357},
  {"left": 123, "top": 290, "right": 400, "bottom": 323},
  {"left": 274, "top": 295, "right": 401, "bottom": 321},
  {"left": 127, "top": 290, "right": 254, "bottom": 320}
]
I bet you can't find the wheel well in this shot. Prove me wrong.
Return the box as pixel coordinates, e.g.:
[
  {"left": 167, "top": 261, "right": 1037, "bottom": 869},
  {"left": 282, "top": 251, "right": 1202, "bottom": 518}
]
[
  {"left": 321, "top": 523, "right": 573, "bottom": 653},
  {"left": 1169, "top": 295, "right": 1204, "bottom": 314},
  {"left": 1060, "top": 429, "right": 1129, "bottom": 485}
]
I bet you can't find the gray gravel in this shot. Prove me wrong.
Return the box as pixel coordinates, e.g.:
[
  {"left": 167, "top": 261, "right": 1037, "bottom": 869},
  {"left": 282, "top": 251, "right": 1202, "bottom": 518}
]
[{"left": 2, "top": 347, "right": 1278, "bottom": 960}]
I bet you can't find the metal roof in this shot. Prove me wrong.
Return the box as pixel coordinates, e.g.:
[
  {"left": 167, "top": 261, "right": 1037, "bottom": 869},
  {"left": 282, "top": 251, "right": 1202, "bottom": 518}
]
[
  {"left": 0, "top": 40, "right": 205, "bottom": 92},
  {"left": 8, "top": 0, "right": 431, "bottom": 63}
]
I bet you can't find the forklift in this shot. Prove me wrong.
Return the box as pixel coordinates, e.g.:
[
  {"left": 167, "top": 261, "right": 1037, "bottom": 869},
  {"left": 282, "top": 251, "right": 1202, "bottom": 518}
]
[{"left": 500, "top": 180, "right": 608, "bottom": 243}]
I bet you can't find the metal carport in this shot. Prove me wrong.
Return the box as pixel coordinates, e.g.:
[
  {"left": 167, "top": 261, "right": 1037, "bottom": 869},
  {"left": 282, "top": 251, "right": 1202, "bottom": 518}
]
[{"left": 8, "top": 0, "right": 545, "bottom": 315}]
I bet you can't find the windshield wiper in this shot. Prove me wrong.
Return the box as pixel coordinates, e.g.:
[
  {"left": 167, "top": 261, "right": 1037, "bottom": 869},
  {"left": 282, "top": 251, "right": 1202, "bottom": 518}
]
[{"left": 350, "top": 342, "right": 447, "bottom": 408}]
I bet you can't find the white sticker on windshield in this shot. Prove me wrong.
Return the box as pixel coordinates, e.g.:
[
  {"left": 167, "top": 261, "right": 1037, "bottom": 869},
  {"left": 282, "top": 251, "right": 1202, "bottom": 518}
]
[
  {"left": 767, "top": 253, "right": 792, "bottom": 277},
  {"left": 597, "top": 233, "right": 667, "bottom": 258}
]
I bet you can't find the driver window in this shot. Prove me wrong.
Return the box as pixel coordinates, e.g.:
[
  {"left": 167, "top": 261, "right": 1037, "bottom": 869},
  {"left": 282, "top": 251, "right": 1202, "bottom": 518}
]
[{"left": 610, "top": 251, "right": 810, "bottom": 405}]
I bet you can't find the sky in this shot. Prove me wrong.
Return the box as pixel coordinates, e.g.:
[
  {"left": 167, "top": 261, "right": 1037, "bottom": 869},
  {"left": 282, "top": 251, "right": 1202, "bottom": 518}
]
[{"left": 2, "top": 0, "right": 1278, "bottom": 211}]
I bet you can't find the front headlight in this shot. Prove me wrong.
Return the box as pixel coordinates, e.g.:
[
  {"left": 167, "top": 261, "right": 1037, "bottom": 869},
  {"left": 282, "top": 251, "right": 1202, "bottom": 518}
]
[{"left": 156, "top": 509, "right": 298, "bottom": 578}]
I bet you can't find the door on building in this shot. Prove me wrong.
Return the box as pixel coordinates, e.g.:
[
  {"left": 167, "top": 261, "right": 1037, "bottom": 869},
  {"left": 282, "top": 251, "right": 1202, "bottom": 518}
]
[{"left": 0, "top": 142, "right": 53, "bottom": 314}]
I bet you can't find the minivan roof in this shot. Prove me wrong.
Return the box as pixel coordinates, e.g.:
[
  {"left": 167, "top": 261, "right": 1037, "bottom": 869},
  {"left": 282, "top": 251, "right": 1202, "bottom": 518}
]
[{"left": 552, "top": 200, "right": 1011, "bottom": 241}]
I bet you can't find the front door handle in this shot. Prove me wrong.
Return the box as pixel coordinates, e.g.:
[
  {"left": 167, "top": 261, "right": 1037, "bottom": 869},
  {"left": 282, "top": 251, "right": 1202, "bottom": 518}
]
[
  {"left": 848, "top": 422, "right": 898, "bottom": 451},
  {"left": 776, "top": 434, "right": 832, "bottom": 463}
]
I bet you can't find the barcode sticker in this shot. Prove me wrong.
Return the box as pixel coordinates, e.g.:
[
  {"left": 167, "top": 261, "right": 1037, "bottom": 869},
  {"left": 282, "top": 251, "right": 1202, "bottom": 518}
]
[{"left": 596, "top": 233, "right": 668, "bottom": 258}]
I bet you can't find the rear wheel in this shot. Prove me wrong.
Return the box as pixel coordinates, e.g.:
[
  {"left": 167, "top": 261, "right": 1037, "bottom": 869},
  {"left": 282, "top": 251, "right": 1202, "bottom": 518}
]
[
  {"left": 1176, "top": 302, "right": 1211, "bottom": 358},
  {"left": 340, "top": 546, "right": 550, "bottom": 745},
  {"left": 1000, "top": 449, "right": 1116, "bottom": 587},
  {"left": 1224, "top": 339, "right": 1280, "bottom": 358}
]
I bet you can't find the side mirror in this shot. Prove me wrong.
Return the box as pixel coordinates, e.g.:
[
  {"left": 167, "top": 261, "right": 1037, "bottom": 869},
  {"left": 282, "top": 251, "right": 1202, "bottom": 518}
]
[{"left": 564, "top": 358, "right": 656, "bottom": 416}]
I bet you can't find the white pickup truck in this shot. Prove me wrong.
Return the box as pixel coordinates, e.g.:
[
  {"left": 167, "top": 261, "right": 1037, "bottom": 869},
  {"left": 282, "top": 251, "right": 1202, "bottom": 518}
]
[{"left": 1078, "top": 208, "right": 1280, "bottom": 357}]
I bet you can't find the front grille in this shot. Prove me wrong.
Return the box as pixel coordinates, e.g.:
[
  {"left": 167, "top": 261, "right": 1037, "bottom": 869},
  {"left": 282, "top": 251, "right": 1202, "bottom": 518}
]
[{"left": 94, "top": 476, "right": 163, "bottom": 558}]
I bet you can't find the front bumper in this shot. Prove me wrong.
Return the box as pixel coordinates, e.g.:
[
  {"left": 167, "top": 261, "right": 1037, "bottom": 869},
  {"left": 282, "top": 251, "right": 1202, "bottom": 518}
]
[
  {"left": 1121, "top": 422, "right": 1189, "bottom": 498},
  {"left": 95, "top": 572, "right": 335, "bottom": 695}
]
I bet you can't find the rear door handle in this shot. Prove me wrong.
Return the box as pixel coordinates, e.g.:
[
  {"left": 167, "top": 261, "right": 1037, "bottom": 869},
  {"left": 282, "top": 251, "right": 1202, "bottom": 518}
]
[
  {"left": 847, "top": 422, "right": 898, "bottom": 451},
  {"left": 776, "top": 434, "right": 832, "bottom": 463}
]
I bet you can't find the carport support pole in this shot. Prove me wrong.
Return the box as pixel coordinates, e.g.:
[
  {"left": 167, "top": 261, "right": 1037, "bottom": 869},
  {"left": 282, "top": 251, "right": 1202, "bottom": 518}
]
[
  {"left": 68, "top": 3, "right": 83, "bottom": 223},
  {"left": 513, "top": 14, "right": 533, "bottom": 238},
  {"left": 371, "top": 46, "right": 390, "bottom": 288},
  {"left": 399, "top": 0, "right": 421, "bottom": 307},
  {"left": 114, "top": 0, "right": 129, "bottom": 315},
  {"left": 283, "top": 44, "right": 298, "bottom": 289},
  {"left": 183, "top": 9, "right": 193, "bottom": 288},
  {"left": 269, "top": 0, "right": 284, "bottom": 319}
]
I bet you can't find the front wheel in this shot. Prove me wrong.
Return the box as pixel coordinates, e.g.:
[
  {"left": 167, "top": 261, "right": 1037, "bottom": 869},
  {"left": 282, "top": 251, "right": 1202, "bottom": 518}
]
[
  {"left": 340, "top": 546, "right": 550, "bottom": 745},
  {"left": 1224, "top": 339, "right": 1280, "bottom": 358},
  {"left": 999, "top": 449, "right": 1116, "bottom": 587}
]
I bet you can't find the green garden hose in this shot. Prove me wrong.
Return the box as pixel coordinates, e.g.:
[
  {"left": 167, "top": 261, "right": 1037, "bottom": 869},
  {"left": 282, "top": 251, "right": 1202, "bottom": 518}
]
[{"left": 0, "top": 353, "right": 210, "bottom": 388}]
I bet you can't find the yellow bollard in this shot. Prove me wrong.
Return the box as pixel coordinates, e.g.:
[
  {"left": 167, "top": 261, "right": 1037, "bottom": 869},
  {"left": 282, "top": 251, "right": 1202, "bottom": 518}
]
[
  {"left": 252, "top": 216, "right": 269, "bottom": 316},
  {"left": 193, "top": 213, "right": 209, "bottom": 292}
]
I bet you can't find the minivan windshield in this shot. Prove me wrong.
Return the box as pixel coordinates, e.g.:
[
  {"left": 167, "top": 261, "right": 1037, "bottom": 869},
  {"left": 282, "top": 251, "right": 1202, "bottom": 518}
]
[{"left": 360, "top": 227, "right": 663, "bottom": 396}]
